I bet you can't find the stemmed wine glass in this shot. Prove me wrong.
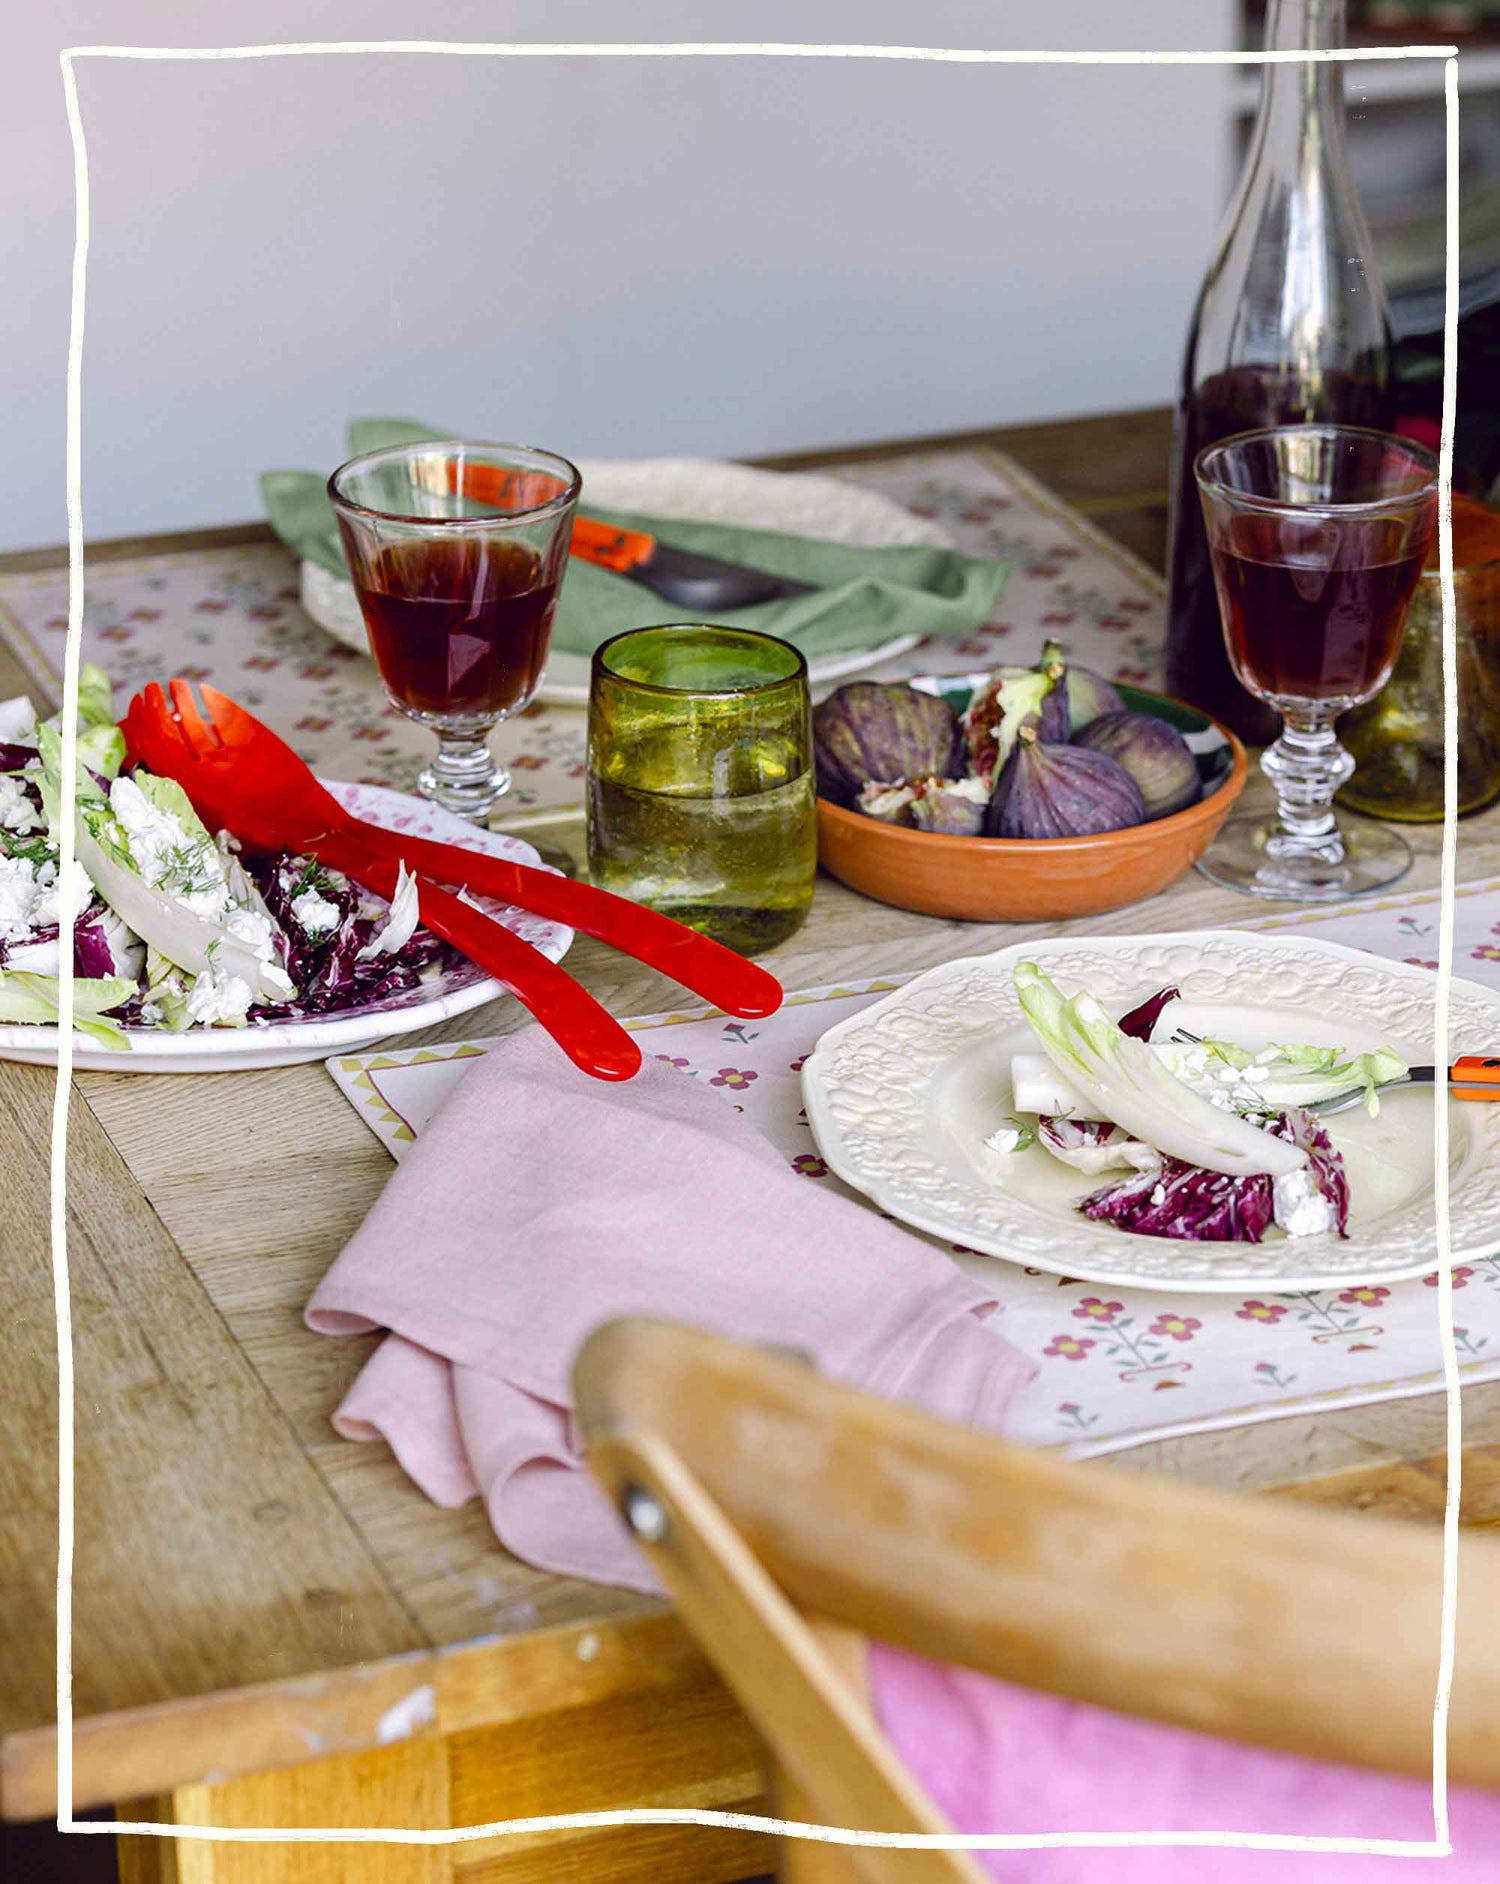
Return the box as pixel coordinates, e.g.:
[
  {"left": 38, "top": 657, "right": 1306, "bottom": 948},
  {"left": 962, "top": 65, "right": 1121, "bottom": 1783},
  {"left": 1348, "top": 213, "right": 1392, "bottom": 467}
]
[
  {"left": 329, "top": 440, "right": 581, "bottom": 822},
  {"left": 1194, "top": 424, "right": 1439, "bottom": 900}
]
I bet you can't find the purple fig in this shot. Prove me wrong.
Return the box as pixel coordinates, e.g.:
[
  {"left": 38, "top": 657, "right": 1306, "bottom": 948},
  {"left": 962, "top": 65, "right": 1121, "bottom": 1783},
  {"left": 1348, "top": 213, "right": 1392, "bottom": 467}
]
[
  {"left": 855, "top": 779, "right": 918, "bottom": 824},
  {"left": 1073, "top": 710, "right": 1201, "bottom": 821},
  {"left": 855, "top": 774, "right": 989, "bottom": 835},
  {"left": 985, "top": 723, "right": 1146, "bottom": 839},
  {"left": 963, "top": 663, "right": 1064, "bottom": 784},
  {"left": 907, "top": 775, "right": 990, "bottom": 835},
  {"left": 1039, "top": 637, "right": 1125, "bottom": 732},
  {"left": 814, "top": 683, "right": 964, "bottom": 809}
]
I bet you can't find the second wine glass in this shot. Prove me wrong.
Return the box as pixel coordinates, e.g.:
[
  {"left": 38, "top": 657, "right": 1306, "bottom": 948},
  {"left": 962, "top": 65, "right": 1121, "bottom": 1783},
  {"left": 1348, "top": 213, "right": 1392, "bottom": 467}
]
[{"left": 1194, "top": 424, "right": 1438, "bottom": 901}]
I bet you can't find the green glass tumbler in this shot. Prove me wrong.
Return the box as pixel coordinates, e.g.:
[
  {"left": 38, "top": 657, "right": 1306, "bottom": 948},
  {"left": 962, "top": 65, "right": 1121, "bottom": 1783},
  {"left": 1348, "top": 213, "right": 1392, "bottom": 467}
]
[{"left": 587, "top": 624, "right": 817, "bottom": 954}]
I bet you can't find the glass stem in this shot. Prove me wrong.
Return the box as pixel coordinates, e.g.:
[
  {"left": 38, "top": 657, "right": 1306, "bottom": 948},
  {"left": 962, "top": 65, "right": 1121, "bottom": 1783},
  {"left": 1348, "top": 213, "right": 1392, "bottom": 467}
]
[
  {"left": 1261, "top": 707, "right": 1355, "bottom": 863},
  {"left": 421, "top": 728, "right": 509, "bottom": 824}
]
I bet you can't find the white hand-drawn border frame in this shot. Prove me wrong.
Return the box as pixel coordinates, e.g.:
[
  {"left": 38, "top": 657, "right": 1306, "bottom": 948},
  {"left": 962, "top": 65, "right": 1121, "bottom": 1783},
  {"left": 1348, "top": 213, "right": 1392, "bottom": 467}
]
[{"left": 51, "top": 36, "right": 1463, "bottom": 1862}]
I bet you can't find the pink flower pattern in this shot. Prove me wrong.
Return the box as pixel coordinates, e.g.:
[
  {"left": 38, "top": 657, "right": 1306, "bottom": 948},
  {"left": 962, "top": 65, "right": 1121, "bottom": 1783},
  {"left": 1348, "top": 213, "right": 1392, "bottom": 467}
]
[
  {"left": 709, "top": 1068, "right": 757, "bottom": 1090},
  {"left": 1044, "top": 1335, "right": 1096, "bottom": 1362}
]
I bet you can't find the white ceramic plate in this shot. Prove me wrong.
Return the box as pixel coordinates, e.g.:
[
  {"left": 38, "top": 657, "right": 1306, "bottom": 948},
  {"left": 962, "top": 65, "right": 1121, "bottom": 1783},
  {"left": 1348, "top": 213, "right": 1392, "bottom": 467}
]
[
  {"left": 802, "top": 931, "right": 1500, "bottom": 1293},
  {"left": 0, "top": 781, "right": 572, "bottom": 1073}
]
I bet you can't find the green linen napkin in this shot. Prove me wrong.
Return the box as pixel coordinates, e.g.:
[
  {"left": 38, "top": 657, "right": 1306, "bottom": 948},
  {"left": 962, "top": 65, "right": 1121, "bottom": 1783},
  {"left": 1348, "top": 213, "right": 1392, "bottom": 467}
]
[{"left": 261, "top": 419, "right": 1009, "bottom": 660}]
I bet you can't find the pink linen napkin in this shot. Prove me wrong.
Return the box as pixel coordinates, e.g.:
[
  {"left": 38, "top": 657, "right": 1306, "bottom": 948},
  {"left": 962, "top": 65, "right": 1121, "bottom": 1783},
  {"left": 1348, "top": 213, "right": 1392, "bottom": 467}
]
[
  {"left": 869, "top": 1644, "right": 1500, "bottom": 1879},
  {"left": 306, "top": 1023, "right": 1036, "bottom": 1591}
]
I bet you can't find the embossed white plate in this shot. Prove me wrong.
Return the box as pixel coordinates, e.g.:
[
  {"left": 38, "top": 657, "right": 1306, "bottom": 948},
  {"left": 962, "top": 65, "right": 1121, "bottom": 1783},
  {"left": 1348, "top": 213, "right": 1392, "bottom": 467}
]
[
  {"left": 802, "top": 932, "right": 1500, "bottom": 1292},
  {"left": 0, "top": 782, "right": 572, "bottom": 1073}
]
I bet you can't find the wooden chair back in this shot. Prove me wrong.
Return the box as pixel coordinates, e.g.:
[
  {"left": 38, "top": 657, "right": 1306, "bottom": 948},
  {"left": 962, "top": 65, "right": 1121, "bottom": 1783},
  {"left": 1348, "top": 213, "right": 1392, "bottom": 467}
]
[{"left": 574, "top": 1318, "right": 1500, "bottom": 1883}]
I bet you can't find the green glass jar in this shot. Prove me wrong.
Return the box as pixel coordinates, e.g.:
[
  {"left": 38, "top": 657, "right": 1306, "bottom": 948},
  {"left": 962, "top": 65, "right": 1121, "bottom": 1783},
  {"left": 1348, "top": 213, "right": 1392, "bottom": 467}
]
[
  {"left": 1339, "top": 549, "right": 1500, "bottom": 822},
  {"left": 586, "top": 624, "right": 817, "bottom": 953}
]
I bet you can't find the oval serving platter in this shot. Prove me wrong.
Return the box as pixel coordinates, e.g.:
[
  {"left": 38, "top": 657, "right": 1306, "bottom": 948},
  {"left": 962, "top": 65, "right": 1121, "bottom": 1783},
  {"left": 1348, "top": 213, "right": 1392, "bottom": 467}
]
[{"left": 0, "top": 782, "right": 572, "bottom": 1073}]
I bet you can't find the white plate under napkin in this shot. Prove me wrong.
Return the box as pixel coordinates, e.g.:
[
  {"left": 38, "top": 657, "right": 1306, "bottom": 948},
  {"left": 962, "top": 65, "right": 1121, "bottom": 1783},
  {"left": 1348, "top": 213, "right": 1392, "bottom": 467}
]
[{"left": 302, "top": 456, "right": 952, "bottom": 706}]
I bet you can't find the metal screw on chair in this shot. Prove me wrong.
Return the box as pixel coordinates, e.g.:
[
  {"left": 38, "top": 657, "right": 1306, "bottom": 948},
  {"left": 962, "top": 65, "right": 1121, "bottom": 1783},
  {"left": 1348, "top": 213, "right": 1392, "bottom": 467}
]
[{"left": 620, "top": 1484, "right": 670, "bottom": 1545}]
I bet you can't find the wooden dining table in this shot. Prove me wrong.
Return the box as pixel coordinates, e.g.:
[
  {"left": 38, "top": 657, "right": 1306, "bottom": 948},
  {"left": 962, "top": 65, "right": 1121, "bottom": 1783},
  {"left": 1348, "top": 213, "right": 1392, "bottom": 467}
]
[{"left": 3, "top": 404, "right": 1498, "bottom": 1884}]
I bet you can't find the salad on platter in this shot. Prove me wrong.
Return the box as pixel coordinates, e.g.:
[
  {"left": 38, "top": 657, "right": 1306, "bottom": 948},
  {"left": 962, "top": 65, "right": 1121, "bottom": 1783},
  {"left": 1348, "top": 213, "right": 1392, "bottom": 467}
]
[
  {"left": 0, "top": 671, "right": 453, "bottom": 1049},
  {"left": 987, "top": 962, "right": 1411, "bottom": 1244}
]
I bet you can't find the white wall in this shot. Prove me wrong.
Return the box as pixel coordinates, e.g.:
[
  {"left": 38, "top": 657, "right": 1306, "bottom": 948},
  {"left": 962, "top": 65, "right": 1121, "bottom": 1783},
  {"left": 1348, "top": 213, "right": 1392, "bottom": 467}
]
[{"left": 1, "top": 0, "right": 1239, "bottom": 552}]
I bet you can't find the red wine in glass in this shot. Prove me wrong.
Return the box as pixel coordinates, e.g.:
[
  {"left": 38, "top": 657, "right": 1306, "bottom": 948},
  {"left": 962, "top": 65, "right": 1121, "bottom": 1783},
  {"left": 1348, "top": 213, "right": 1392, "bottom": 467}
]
[
  {"left": 1193, "top": 423, "right": 1438, "bottom": 902},
  {"left": 357, "top": 536, "right": 561, "bottom": 721},
  {"left": 1167, "top": 365, "right": 1392, "bottom": 741},
  {"left": 1210, "top": 510, "right": 1427, "bottom": 706},
  {"left": 329, "top": 439, "right": 580, "bottom": 822}
]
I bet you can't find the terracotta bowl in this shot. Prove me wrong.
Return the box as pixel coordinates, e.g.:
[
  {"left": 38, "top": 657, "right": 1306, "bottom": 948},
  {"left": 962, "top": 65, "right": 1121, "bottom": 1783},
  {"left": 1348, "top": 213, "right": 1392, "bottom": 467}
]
[{"left": 816, "top": 680, "right": 1248, "bottom": 923}]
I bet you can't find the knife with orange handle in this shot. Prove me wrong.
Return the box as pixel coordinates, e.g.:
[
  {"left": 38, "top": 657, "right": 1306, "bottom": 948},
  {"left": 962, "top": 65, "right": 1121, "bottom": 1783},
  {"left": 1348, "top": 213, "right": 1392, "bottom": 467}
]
[{"left": 444, "top": 463, "right": 817, "bottom": 608}]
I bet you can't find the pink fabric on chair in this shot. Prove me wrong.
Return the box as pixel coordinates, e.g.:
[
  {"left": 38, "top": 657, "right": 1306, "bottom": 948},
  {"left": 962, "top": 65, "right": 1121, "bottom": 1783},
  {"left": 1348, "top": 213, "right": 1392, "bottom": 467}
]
[
  {"left": 869, "top": 1642, "right": 1500, "bottom": 1880},
  {"left": 306, "top": 1023, "right": 1037, "bottom": 1592}
]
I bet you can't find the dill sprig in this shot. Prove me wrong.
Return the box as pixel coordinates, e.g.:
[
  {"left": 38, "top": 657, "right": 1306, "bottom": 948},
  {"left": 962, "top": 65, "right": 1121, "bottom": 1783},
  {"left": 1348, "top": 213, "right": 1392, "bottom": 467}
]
[{"left": 1, "top": 831, "right": 56, "bottom": 868}]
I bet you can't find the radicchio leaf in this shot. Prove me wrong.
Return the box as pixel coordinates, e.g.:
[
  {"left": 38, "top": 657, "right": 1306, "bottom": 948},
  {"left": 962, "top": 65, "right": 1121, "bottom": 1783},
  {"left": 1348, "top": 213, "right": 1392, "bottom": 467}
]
[
  {"left": 1081, "top": 1158, "right": 1276, "bottom": 1243},
  {"left": 72, "top": 913, "right": 117, "bottom": 978},
  {"left": 243, "top": 847, "right": 457, "bottom": 1017},
  {"left": 1269, "top": 1106, "right": 1350, "bottom": 1238},
  {"left": 1117, "top": 984, "right": 1181, "bottom": 1042},
  {"left": 1079, "top": 1106, "right": 1349, "bottom": 1243}
]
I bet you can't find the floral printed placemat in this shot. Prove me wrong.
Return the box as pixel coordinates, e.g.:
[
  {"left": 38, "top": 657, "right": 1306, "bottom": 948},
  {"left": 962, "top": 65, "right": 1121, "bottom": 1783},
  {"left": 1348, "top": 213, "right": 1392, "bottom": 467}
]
[
  {"left": 0, "top": 446, "right": 1163, "bottom": 825},
  {"left": 327, "top": 877, "right": 1500, "bottom": 1460}
]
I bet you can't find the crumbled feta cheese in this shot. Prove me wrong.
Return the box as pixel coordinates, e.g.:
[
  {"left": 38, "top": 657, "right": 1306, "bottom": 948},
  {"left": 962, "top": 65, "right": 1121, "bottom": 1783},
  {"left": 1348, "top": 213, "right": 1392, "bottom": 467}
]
[
  {"left": 0, "top": 853, "right": 87, "bottom": 941},
  {"left": 0, "top": 855, "right": 42, "bottom": 940},
  {"left": 224, "top": 905, "right": 277, "bottom": 954},
  {"left": 31, "top": 858, "right": 92, "bottom": 930},
  {"left": 138, "top": 1000, "right": 163, "bottom": 1027},
  {"left": 1273, "top": 1166, "right": 1336, "bottom": 1239},
  {"left": 1150, "top": 1182, "right": 1167, "bottom": 1207},
  {"left": 985, "top": 1124, "right": 1023, "bottom": 1156},
  {"left": 109, "top": 775, "right": 232, "bottom": 920},
  {"left": 290, "top": 886, "right": 340, "bottom": 936},
  {"left": 0, "top": 774, "right": 43, "bottom": 833},
  {"left": 185, "top": 968, "right": 255, "bottom": 1027},
  {"left": 0, "top": 696, "right": 37, "bottom": 744}
]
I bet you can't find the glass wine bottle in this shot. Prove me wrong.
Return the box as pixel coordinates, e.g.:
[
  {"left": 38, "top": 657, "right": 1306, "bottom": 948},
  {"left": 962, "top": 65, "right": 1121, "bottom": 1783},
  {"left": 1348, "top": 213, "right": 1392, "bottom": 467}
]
[{"left": 1164, "top": 0, "right": 1395, "bottom": 746}]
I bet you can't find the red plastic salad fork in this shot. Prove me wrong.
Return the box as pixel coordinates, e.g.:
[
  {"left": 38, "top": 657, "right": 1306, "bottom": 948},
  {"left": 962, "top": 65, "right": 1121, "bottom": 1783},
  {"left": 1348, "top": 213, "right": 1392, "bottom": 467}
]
[{"left": 121, "top": 681, "right": 783, "bottom": 1081}]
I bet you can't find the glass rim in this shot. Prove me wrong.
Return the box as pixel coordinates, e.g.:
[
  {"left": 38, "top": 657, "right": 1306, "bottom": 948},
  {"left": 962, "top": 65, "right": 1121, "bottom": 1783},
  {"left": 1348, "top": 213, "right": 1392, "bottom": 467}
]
[
  {"left": 1193, "top": 423, "right": 1441, "bottom": 517},
  {"left": 592, "top": 622, "right": 810, "bottom": 698},
  {"left": 327, "top": 438, "right": 582, "bottom": 527}
]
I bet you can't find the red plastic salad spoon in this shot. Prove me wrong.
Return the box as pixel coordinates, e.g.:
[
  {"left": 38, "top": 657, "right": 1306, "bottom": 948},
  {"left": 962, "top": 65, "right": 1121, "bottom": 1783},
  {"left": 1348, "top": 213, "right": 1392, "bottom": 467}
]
[
  {"left": 121, "top": 686, "right": 649, "bottom": 1079},
  {"left": 122, "top": 681, "right": 783, "bottom": 1025}
]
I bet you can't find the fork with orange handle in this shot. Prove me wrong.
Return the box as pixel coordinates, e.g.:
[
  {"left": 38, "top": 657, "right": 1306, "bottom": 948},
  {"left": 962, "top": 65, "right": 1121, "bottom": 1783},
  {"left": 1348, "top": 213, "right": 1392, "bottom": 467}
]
[{"left": 1306, "top": 1056, "right": 1500, "bottom": 1118}]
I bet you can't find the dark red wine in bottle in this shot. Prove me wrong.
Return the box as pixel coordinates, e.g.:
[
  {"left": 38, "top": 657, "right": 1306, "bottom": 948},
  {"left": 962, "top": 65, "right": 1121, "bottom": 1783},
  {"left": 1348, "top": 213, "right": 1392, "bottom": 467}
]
[{"left": 1164, "top": 0, "right": 1394, "bottom": 746}]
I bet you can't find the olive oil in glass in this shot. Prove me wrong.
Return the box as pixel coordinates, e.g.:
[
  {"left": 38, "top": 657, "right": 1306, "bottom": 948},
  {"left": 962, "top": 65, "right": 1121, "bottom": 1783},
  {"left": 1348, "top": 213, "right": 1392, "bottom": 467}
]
[{"left": 587, "top": 625, "right": 817, "bottom": 954}]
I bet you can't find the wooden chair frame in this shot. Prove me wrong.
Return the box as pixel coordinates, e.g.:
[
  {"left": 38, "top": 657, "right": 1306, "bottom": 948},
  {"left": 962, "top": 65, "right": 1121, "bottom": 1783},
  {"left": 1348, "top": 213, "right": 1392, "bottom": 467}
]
[{"left": 574, "top": 1318, "right": 1500, "bottom": 1883}]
